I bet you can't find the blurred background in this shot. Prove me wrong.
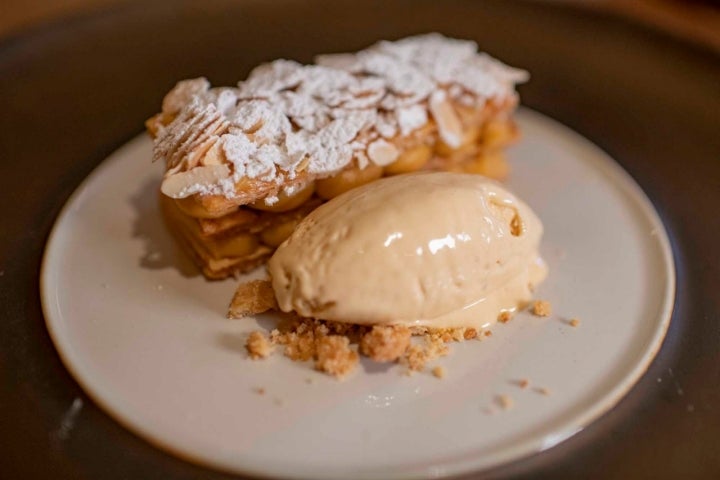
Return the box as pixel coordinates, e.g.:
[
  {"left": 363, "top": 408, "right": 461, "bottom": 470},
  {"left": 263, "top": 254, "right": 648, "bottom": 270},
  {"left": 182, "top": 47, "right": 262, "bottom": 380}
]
[{"left": 2, "top": 0, "right": 719, "bottom": 52}]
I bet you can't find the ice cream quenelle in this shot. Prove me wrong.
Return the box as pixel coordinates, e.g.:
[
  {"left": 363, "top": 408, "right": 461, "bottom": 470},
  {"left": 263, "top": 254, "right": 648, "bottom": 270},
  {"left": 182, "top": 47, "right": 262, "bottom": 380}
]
[{"left": 267, "top": 172, "right": 547, "bottom": 329}]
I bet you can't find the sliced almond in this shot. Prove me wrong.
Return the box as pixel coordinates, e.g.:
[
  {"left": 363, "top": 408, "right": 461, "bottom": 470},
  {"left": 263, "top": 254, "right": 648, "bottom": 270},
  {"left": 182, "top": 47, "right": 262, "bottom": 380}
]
[
  {"left": 161, "top": 78, "right": 210, "bottom": 115},
  {"left": 429, "top": 90, "right": 463, "bottom": 149},
  {"left": 161, "top": 164, "right": 231, "bottom": 199},
  {"left": 199, "top": 140, "right": 226, "bottom": 166},
  {"left": 366, "top": 139, "right": 399, "bottom": 167}
]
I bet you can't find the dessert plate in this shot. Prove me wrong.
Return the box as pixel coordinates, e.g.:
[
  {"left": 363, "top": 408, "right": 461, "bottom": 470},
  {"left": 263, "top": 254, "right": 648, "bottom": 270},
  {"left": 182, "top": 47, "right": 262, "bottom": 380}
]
[{"left": 41, "top": 108, "right": 674, "bottom": 479}]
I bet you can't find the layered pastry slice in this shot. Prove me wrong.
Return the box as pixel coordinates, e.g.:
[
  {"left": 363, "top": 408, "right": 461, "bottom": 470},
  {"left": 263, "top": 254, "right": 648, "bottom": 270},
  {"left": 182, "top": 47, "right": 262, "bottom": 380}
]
[{"left": 147, "top": 33, "right": 529, "bottom": 279}]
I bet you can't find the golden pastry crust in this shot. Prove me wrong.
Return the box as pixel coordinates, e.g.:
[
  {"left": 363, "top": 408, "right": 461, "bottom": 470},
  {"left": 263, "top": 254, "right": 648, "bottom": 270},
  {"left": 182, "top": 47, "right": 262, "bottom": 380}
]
[{"left": 228, "top": 280, "right": 277, "bottom": 318}]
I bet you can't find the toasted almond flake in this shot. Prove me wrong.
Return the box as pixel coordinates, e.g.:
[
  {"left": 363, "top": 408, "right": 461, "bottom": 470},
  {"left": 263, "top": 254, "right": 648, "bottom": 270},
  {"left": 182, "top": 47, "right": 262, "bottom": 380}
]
[
  {"left": 429, "top": 90, "right": 463, "bottom": 148},
  {"left": 200, "top": 141, "right": 226, "bottom": 166},
  {"left": 161, "top": 164, "right": 231, "bottom": 198},
  {"left": 367, "top": 139, "right": 400, "bottom": 166},
  {"left": 228, "top": 280, "right": 277, "bottom": 318}
]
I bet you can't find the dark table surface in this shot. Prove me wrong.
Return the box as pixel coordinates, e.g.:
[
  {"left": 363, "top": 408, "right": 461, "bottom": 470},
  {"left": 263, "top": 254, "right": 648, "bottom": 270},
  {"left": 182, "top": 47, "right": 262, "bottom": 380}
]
[{"left": 0, "top": 1, "right": 718, "bottom": 478}]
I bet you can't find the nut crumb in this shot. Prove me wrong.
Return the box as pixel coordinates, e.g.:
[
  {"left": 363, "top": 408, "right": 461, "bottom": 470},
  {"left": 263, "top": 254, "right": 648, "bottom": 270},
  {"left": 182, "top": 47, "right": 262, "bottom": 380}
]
[
  {"left": 496, "top": 394, "right": 514, "bottom": 410},
  {"left": 498, "top": 311, "right": 513, "bottom": 323},
  {"left": 360, "top": 325, "right": 411, "bottom": 362},
  {"left": 315, "top": 335, "right": 358, "bottom": 379},
  {"left": 463, "top": 328, "right": 477, "bottom": 340},
  {"left": 569, "top": 318, "right": 580, "bottom": 327},
  {"left": 254, "top": 387, "right": 265, "bottom": 395},
  {"left": 246, "top": 331, "right": 274, "bottom": 359},
  {"left": 531, "top": 300, "right": 552, "bottom": 317},
  {"left": 518, "top": 379, "right": 529, "bottom": 389},
  {"left": 243, "top": 311, "right": 516, "bottom": 379},
  {"left": 402, "top": 344, "right": 428, "bottom": 372}
]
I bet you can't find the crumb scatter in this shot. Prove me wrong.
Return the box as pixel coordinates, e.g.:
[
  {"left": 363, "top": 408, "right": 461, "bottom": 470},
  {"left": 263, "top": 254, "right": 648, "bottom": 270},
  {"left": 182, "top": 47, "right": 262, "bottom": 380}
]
[{"left": 239, "top": 294, "right": 552, "bottom": 377}]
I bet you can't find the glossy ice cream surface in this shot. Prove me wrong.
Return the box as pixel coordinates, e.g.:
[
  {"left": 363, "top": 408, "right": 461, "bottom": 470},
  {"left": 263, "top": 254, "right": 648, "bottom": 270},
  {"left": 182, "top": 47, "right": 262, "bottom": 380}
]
[{"left": 268, "top": 172, "right": 546, "bottom": 329}]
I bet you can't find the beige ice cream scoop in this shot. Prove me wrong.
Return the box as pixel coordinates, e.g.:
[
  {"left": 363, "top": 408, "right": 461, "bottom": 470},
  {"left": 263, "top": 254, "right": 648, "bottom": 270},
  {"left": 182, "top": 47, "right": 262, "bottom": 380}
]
[{"left": 268, "top": 172, "right": 546, "bottom": 329}]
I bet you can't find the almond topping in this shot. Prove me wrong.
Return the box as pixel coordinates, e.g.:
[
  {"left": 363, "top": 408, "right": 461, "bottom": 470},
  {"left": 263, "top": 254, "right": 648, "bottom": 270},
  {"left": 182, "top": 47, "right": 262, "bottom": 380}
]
[
  {"left": 161, "top": 164, "right": 231, "bottom": 198},
  {"left": 429, "top": 90, "right": 463, "bottom": 148},
  {"left": 367, "top": 139, "right": 400, "bottom": 166}
]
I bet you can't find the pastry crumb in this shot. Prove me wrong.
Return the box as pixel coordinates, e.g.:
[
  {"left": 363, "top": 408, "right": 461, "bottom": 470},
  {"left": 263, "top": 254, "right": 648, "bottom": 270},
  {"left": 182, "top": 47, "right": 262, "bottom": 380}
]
[
  {"left": 569, "top": 318, "right": 580, "bottom": 327},
  {"left": 484, "top": 330, "right": 493, "bottom": 337},
  {"left": 360, "top": 325, "right": 411, "bottom": 362},
  {"left": 246, "top": 331, "right": 274, "bottom": 359},
  {"left": 534, "top": 386, "right": 551, "bottom": 396},
  {"left": 432, "top": 366, "right": 446, "bottom": 379},
  {"left": 400, "top": 334, "right": 450, "bottom": 373},
  {"left": 518, "top": 379, "right": 529, "bottom": 389},
  {"left": 498, "top": 311, "right": 513, "bottom": 323},
  {"left": 402, "top": 344, "right": 428, "bottom": 372},
  {"left": 463, "top": 328, "right": 477, "bottom": 340},
  {"left": 315, "top": 335, "right": 358, "bottom": 379},
  {"left": 253, "top": 387, "right": 266, "bottom": 395},
  {"left": 496, "top": 394, "right": 514, "bottom": 410},
  {"left": 228, "top": 280, "right": 277, "bottom": 318},
  {"left": 531, "top": 300, "right": 552, "bottom": 317}
]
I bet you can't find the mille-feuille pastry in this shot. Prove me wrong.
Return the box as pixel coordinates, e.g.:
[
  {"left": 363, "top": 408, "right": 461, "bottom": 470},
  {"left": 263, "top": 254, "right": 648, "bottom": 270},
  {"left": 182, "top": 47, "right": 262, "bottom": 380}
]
[{"left": 147, "top": 33, "right": 529, "bottom": 279}]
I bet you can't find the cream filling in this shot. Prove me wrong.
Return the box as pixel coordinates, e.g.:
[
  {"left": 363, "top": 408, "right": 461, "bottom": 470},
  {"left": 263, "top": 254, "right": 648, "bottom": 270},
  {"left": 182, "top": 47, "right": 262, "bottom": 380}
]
[{"left": 161, "top": 196, "right": 265, "bottom": 265}]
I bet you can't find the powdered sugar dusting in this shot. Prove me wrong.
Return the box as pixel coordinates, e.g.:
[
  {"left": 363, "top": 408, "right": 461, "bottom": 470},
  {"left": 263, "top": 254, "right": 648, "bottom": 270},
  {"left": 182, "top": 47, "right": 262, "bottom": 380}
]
[{"left": 153, "top": 34, "right": 527, "bottom": 200}]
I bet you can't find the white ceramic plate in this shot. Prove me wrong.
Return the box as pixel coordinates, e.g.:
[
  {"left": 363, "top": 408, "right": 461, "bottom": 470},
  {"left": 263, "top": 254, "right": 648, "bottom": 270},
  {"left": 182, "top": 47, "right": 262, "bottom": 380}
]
[{"left": 41, "top": 109, "right": 674, "bottom": 479}]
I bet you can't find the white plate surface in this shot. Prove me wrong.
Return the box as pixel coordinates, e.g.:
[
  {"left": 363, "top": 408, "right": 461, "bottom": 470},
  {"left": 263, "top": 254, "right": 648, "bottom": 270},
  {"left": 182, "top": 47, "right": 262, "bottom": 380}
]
[{"left": 41, "top": 109, "right": 674, "bottom": 479}]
